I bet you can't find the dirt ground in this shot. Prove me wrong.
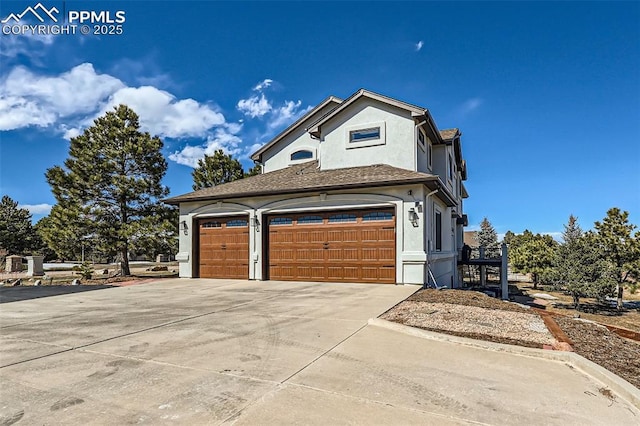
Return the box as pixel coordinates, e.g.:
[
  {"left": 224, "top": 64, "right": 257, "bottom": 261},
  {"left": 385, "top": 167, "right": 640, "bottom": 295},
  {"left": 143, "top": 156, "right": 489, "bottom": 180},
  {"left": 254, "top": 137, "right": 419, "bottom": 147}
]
[{"left": 384, "top": 289, "right": 640, "bottom": 389}]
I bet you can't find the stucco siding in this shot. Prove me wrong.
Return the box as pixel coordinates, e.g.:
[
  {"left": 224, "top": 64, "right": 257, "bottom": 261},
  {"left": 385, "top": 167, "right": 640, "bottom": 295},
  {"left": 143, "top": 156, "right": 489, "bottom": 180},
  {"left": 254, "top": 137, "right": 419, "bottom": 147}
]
[{"left": 319, "top": 98, "right": 416, "bottom": 171}]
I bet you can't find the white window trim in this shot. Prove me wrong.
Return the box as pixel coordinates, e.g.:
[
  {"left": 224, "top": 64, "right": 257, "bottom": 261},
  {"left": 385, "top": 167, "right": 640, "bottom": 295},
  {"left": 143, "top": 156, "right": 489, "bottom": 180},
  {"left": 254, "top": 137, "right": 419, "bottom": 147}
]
[
  {"left": 344, "top": 121, "right": 386, "bottom": 149},
  {"left": 288, "top": 146, "right": 317, "bottom": 165},
  {"left": 427, "top": 139, "right": 433, "bottom": 170},
  {"left": 434, "top": 205, "right": 443, "bottom": 252}
]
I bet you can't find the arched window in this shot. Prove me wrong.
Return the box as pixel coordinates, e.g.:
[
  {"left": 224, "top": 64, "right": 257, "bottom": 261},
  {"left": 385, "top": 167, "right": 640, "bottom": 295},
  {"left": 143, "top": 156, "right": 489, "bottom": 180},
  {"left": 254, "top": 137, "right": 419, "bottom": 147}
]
[{"left": 290, "top": 150, "right": 313, "bottom": 161}]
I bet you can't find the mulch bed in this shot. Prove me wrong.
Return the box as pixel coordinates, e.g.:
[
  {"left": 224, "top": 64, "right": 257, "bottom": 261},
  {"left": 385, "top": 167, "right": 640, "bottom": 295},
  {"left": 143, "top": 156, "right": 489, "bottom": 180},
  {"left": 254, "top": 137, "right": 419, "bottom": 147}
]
[
  {"left": 388, "top": 289, "right": 640, "bottom": 389},
  {"left": 555, "top": 317, "right": 640, "bottom": 389}
]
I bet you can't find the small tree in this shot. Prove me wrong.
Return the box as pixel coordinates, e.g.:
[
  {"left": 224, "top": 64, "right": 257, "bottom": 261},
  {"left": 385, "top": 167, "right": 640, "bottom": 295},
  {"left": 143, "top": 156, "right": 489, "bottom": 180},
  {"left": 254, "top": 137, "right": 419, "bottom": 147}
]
[
  {"left": 475, "top": 217, "right": 500, "bottom": 257},
  {"left": 510, "top": 231, "right": 558, "bottom": 289},
  {"left": 594, "top": 208, "right": 640, "bottom": 310},
  {"left": 45, "top": 105, "right": 173, "bottom": 276},
  {"left": 0, "top": 195, "right": 36, "bottom": 256},
  {"left": 192, "top": 150, "right": 244, "bottom": 190},
  {"left": 555, "top": 216, "right": 612, "bottom": 308}
]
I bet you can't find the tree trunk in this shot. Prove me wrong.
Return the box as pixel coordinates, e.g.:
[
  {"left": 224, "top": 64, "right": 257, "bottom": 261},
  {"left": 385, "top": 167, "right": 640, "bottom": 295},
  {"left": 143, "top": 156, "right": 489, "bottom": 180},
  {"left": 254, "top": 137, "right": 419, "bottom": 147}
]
[
  {"left": 617, "top": 283, "right": 623, "bottom": 310},
  {"left": 532, "top": 273, "right": 538, "bottom": 290},
  {"left": 121, "top": 244, "right": 130, "bottom": 276},
  {"left": 572, "top": 293, "right": 580, "bottom": 310}
]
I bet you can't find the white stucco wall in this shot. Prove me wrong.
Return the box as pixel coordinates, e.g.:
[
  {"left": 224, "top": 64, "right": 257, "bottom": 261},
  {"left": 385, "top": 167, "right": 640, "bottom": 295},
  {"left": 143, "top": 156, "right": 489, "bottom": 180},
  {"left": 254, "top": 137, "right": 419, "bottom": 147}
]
[
  {"left": 318, "top": 98, "right": 416, "bottom": 171},
  {"left": 261, "top": 102, "right": 338, "bottom": 173}
]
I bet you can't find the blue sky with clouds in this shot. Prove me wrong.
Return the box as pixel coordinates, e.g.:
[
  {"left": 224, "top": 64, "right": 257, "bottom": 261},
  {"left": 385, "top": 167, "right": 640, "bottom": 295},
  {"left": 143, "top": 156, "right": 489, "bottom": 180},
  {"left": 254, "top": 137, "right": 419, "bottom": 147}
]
[{"left": 1, "top": 1, "right": 638, "bottom": 239}]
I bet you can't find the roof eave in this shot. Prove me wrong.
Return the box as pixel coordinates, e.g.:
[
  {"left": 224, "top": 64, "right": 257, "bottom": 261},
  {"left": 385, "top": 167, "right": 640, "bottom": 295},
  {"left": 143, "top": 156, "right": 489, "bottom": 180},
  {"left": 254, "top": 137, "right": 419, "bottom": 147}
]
[{"left": 164, "top": 176, "right": 440, "bottom": 205}]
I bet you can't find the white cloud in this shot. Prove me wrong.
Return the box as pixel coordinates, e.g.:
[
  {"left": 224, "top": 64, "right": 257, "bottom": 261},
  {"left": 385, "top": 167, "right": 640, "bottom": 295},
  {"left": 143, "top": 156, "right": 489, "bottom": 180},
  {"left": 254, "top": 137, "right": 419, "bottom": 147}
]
[
  {"left": 0, "top": 63, "right": 124, "bottom": 130},
  {"left": 20, "top": 203, "right": 52, "bottom": 215},
  {"left": 0, "top": 32, "right": 55, "bottom": 60},
  {"left": 459, "top": 97, "right": 483, "bottom": 115},
  {"left": 253, "top": 79, "right": 273, "bottom": 91},
  {"left": 415, "top": 41, "right": 424, "bottom": 51},
  {"left": 268, "top": 100, "right": 312, "bottom": 131},
  {"left": 98, "top": 86, "right": 226, "bottom": 138},
  {"left": 0, "top": 63, "right": 228, "bottom": 139},
  {"left": 237, "top": 93, "right": 272, "bottom": 118},
  {"left": 168, "top": 128, "right": 243, "bottom": 168}
]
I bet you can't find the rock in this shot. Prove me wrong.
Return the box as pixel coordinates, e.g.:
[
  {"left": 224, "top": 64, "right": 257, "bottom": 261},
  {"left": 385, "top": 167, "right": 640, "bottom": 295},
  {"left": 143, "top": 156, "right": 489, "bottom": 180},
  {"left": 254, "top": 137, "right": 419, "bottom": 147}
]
[
  {"left": 71, "top": 279, "right": 81, "bottom": 286},
  {"left": 12, "top": 279, "right": 21, "bottom": 286},
  {"left": 531, "top": 293, "right": 558, "bottom": 300},
  {"left": 102, "top": 269, "right": 109, "bottom": 275},
  {"left": 150, "top": 266, "right": 168, "bottom": 272},
  {"left": 34, "top": 280, "right": 42, "bottom": 286},
  {"left": 573, "top": 313, "right": 580, "bottom": 318}
]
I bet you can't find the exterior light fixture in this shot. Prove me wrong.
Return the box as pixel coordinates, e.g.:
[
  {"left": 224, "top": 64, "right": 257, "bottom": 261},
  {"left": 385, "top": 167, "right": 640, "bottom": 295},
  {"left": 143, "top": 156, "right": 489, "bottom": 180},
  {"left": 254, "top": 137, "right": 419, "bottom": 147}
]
[
  {"left": 180, "top": 220, "right": 189, "bottom": 235},
  {"left": 250, "top": 217, "right": 261, "bottom": 231},
  {"left": 408, "top": 208, "right": 419, "bottom": 227}
]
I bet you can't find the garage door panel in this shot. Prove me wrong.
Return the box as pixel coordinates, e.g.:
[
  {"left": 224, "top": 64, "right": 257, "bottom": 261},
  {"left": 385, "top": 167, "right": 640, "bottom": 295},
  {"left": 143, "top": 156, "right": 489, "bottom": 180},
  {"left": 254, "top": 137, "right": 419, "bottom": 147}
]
[
  {"left": 267, "top": 209, "right": 396, "bottom": 284},
  {"left": 199, "top": 217, "right": 249, "bottom": 279}
]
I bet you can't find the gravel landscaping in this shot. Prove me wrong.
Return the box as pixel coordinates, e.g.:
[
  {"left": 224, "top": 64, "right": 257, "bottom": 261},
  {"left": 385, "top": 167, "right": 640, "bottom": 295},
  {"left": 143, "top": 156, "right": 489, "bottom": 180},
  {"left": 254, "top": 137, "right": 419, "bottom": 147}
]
[{"left": 382, "top": 289, "right": 640, "bottom": 389}]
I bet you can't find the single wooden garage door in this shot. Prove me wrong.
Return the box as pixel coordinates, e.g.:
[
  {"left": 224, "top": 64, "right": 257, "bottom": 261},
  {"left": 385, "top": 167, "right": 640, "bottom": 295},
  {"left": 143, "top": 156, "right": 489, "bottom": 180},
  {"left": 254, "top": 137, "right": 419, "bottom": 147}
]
[
  {"left": 199, "top": 217, "right": 249, "bottom": 279},
  {"left": 267, "top": 209, "right": 396, "bottom": 283}
]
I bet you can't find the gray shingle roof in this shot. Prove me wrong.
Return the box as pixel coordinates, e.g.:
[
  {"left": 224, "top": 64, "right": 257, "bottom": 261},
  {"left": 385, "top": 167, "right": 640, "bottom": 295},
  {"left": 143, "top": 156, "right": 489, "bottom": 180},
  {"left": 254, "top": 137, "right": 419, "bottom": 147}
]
[
  {"left": 439, "top": 128, "right": 459, "bottom": 141},
  {"left": 165, "top": 161, "right": 443, "bottom": 204}
]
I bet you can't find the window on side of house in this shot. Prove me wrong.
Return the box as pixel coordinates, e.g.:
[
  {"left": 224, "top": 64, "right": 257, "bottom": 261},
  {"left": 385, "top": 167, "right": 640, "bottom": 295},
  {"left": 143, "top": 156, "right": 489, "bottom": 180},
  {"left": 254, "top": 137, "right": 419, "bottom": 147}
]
[
  {"left": 435, "top": 211, "right": 442, "bottom": 251},
  {"left": 290, "top": 150, "right": 313, "bottom": 161},
  {"left": 428, "top": 140, "right": 433, "bottom": 170},
  {"left": 417, "top": 130, "right": 425, "bottom": 150},
  {"left": 448, "top": 155, "right": 454, "bottom": 182},
  {"left": 349, "top": 127, "right": 380, "bottom": 143}
]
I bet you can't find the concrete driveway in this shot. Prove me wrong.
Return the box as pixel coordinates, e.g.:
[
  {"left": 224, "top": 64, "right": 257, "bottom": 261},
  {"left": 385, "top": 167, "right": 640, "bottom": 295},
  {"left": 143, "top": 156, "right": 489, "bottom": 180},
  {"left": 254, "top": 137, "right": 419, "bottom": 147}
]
[{"left": 0, "top": 279, "right": 637, "bottom": 425}]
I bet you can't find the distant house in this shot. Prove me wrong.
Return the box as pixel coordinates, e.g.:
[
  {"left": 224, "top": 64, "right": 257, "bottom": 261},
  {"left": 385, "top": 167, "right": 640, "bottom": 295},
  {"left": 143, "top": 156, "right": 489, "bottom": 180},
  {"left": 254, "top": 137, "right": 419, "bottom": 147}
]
[
  {"left": 464, "top": 231, "right": 479, "bottom": 248},
  {"left": 165, "top": 89, "right": 469, "bottom": 287}
]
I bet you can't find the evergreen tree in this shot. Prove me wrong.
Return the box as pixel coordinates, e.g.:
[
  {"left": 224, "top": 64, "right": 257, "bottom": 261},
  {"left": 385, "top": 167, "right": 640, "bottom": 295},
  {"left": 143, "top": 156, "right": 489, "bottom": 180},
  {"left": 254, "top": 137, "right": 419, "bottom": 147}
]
[
  {"left": 0, "top": 195, "right": 36, "bottom": 255},
  {"left": 192, "top": 150, "right": 244, "bottom": 190},
  {"left": 45, "top": 105, "right": 173, "bottom": 275},
  {"left": 594, "top": 208, "right": 640, "bottom": 310},
  {"left": 556, "top": 216, "right": 612, "bottom": 308},
  {"left": 245, "top": 163, "right": 262, "bottom": 177},
  {"left": 510, "top": 231, "right": 558, "bottom": 289},
  {"left": 475, "top": 217, "right": 500, "bottom": 257}
]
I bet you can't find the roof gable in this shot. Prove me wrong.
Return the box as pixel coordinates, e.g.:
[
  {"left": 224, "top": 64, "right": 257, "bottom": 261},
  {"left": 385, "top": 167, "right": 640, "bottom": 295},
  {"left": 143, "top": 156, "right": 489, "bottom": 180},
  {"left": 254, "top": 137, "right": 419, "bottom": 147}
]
[{"left": 250, "top": 96, "right": 342, "bottom": 162}]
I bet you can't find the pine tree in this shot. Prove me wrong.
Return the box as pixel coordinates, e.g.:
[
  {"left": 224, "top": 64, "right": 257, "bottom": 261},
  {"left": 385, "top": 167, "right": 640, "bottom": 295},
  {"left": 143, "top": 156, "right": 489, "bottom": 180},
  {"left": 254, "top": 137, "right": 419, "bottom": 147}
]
[
  {"left": 594, "top": 208, "right": 640, "bottom": 310},
  {"left": 245, "top": 163, "right": 262, "bottom": 177},
  {"left": 475, "top": 217, "right": 499, "bottom": 257},
  {"left": 0, "top": 195, "right": 36, "bottom": 255},
  {"left": 45, "top": 105, "right": 173, "bottom": 275},
  {"left": 510, "top": 231, "right": 558, "bottom": 289},
  {"left": 192, "top": 150, "right": 244, "bottom": 190}
]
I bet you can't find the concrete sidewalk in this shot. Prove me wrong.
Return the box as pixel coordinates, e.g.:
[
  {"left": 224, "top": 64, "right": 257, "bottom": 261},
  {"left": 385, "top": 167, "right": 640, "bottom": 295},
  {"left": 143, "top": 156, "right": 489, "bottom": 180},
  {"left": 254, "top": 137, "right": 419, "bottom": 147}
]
[{"left": 1, "top": 278, "right": 638, "bottom": 425}]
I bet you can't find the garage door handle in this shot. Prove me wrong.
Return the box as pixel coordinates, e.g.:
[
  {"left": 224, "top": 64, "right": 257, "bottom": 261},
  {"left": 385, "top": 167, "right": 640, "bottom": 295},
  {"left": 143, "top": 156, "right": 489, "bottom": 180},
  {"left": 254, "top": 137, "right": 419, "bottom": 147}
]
[{"left": 221, "top": 245, "right": 227, "bottom": 249}]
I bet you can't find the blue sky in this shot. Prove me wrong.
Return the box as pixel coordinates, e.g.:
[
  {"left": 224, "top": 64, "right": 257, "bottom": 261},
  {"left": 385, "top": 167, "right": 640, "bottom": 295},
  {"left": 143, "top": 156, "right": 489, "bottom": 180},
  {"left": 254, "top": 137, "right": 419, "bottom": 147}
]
[{"left": 1, "top": 1, "right": 638, "bottom": 239}]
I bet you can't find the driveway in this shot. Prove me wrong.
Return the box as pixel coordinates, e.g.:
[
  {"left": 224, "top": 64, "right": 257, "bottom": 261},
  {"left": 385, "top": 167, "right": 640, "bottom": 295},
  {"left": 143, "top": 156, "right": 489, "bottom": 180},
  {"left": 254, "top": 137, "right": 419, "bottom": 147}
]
[{"left": 0, "top": 279, "right": 637, "bottom": 425}]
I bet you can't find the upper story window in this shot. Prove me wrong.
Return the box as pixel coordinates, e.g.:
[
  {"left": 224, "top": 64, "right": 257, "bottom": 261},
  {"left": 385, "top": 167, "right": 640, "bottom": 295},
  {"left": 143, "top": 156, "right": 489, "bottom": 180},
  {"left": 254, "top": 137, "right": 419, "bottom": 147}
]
[
  {"left": 349, "top": 127, "right": 380, "bottom": 143},
  {"left": 417, "top": 131, "right": 425, "bottom": 149},
  {"left": 428, "top": 140, "right": 433, "bottom": 169},
  {"left": 290, "top": 150, "right": 313, "bottom": 161},
  {"left": 345, "top": 121, "right": 386, "bottom": 149},
  {"left": 448, "top": 155, "right": 454, "bottom": 181}
]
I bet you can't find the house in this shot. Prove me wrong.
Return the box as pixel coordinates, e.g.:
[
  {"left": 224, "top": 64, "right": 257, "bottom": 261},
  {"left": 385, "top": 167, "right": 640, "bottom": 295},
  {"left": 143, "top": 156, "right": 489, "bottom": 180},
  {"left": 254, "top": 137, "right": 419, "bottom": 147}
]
[{"left": 165, "top": 89, "right": 469, "bottom": 287}]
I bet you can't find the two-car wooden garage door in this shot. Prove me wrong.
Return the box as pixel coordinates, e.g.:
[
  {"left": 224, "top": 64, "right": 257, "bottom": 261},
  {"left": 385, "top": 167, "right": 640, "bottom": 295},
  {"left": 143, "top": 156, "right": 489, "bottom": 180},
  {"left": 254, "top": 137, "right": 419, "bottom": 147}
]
[
  {"left": 267, "top": 209, "right": 396, "bottom": 284},
  {"left": 198, "top": 209, "right": 396, "bottom": 283}
]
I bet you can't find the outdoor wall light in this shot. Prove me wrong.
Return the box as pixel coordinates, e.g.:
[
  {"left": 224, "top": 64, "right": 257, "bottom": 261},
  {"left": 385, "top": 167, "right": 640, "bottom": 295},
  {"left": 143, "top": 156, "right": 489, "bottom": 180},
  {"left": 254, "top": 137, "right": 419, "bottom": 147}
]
[
  {"left": 180, "top": 220, "right": 189, "bottom": 235},
  {"left": 250, "top": 217, "right": 261, "bottom": 231},
  {"left": 408, "top": 208, "right": 419, "bottom": 227}
]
